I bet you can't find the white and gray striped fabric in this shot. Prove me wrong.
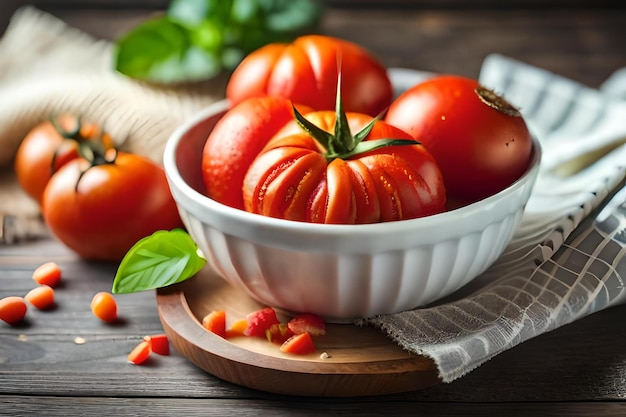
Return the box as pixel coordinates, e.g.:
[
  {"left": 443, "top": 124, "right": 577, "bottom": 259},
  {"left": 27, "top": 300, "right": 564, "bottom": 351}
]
[{"left": 362, "top": 55, "right": 626, "bottom": 383}]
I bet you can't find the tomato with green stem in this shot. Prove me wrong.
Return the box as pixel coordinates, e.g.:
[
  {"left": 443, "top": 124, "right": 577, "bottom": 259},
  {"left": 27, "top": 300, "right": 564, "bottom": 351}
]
[
  {"left": 226, "top": 34, "right": 392, "bottom": 117},
  {"left": 242, "top": 82, "right": 446, "bottom": 224},
  {"left": 41, "top": 139, "right": 183, "bottom": 261},
  {"left": 14, "top": 114, "right": 114, "bottom": 204},
  {"left": 385, "top": 75, "right": 533, "bottom": 204}
]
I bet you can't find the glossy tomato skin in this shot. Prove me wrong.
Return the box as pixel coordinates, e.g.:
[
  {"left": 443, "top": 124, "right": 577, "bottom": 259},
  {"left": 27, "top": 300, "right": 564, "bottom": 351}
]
[
  {"left": 385, "top": 75, "right": 533, "bottom": 204},
  {"left": 202, "top": 96, "right": 312, "bottom": 210},
  {"left": 226, "top": 35, "right": 392, "bottom": 117},
  {"left": 243, "top": 111, "right": 446, "bottom": 224},
  {"left": 14, "top": 115, "right": 112, "bottom": 204},
  {"left": 42, "top": 152, "right": 183, "bottom": 261}
]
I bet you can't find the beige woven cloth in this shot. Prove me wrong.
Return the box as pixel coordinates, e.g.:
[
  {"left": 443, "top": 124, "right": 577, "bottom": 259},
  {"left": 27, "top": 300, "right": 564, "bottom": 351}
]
[{"left": 0, "top": 6, "right": 224, "bottom": 220}]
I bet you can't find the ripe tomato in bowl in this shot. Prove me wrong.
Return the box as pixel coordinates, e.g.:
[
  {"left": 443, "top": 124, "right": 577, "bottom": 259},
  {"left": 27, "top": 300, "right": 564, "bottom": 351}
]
[{"left": 163, "top": 69, "right": 541, "bottom": 320}]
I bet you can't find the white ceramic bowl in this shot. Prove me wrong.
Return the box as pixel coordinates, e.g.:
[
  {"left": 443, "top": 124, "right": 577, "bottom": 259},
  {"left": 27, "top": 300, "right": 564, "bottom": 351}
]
[{"left": 164, "top": 72, "right": 542, "bottom": 321}]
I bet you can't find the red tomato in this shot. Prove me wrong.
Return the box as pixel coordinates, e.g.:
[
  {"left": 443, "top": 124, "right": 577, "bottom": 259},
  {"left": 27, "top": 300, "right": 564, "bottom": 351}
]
[
  {"left": 226, "top": 35, "right": 392, "bottom": 117},
  {"left": 14, "top": 114, "right": 113, "bottom": 204},
  {"left": 385, "top": 75, "right": 533, "bottom": 204},
  {"left": 41, "top": 151, "right": 183, "bottom": 261},
  {"left": 202, "top": 97, "right": 310, "bottom": 210},
  {"left": 243, "top": 110, "right": 446, "bottom": 224}
]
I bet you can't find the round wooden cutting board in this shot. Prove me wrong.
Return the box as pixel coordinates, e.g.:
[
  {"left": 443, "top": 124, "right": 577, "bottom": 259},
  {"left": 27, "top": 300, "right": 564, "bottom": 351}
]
[{"left": 156, "top": 268, "right": 441, "bottom": 397}]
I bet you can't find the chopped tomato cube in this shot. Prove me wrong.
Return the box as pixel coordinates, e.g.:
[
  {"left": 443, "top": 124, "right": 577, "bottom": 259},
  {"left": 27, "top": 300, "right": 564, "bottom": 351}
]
[
  {"left": 32, "top": 262, "right": 62, "bottom": 287},
  {"left": 143, "top": 334, "right": 170, "bottom": 356},
  {"left": 280, "top": 332, "right": 316, "bottom": 355},
  {"left": 287, "top": 313, "right": 326, "bottom": 336},
  {"left": 128, "top": 340, "right": 151, "bottom": 365},
  {"left": 202, "top": 310, "right": 227, "bottom": 338},
  {"left": 243, "top": 307, "right": 280, "bottom": 338},
  {"left": 265, "top": 323, "right": 294, "bottom": 344},
  {"left": 225, "top": 318, "right": 248, "bottom": 338},
  {"left": 0, "top": 296, "right": 27, "bottom": 325}
]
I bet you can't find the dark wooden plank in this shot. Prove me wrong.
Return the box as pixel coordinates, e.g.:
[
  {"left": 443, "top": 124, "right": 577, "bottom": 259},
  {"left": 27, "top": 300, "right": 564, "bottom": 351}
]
[
  {"left": 2, "top": 396, "right": 626, "bottom": 417},
  {"left": 15, "top": 7, "right": 626, "bottom": 89},
  {"left": 319, "top": 8, "right": 626, "bottom": 88},
  {"left": 5, "top": 0, "right": 626, "bottom": 10}
]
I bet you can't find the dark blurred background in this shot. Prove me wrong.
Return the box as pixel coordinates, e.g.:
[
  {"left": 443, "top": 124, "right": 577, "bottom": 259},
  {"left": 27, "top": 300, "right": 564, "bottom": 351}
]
[
  {"left": 1, "top": 1, "right": 625, "bottom": 87},
  {"left": 2, "top": 0, "right": 625, "bottom": 9}
]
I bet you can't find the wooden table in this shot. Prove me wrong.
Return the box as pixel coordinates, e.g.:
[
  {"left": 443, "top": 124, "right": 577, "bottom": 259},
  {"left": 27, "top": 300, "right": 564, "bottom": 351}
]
[{"left": 2, "top": 3, "right": 626, "bottom": 416}]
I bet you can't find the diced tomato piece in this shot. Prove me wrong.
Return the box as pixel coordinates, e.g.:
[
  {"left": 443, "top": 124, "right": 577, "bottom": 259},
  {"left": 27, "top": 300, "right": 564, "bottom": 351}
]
[
  {"left": 128, "top": 340, "right": 151, "bottom": 365},
  {"left": 280, "top": 332, "right": 316, "bottom": 355},
  {"left": 90, "top": 292, "right": 118, "bottom": 323},
  {"left": 225, "top": 318, "right": 248, "bottom": 338},
  {"left": 265, "top": 323, "right": 294, "bottom": 344},
  {"left": 0, "top": 296, "right": 27, "bottom": 325},
  {"left": 32, "top": 262, "right": 62, "bottom": 287},
  {"left": 143, "top": 334, "right": 170, "bottom": 355},
  {"left": 25, "top": 285, "right": 55, "bottom": 310},
  {"left": 243, "top": 307, "right": 281, "bottom": 338},
  {"left": 202, "top": 310, "right": 227, "bottom": 338},
  {"left": 287, "top": 313, "right": 326, "bottom": 336}
]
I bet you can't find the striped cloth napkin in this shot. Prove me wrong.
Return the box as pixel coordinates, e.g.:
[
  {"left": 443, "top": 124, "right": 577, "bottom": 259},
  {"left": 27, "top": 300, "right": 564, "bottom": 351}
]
[{"left": 360, "top": 54, "right": 626, "bottom": 383}]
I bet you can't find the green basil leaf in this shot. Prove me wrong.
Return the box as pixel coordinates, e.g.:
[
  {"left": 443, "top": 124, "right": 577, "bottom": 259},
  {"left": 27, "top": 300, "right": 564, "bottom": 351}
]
[
  {"left": 112, "top": 229, "right": 206, "bottom": 294},
  {"left": 115, "top": 0, "right": 324, "bottom": 83},
  {"left": 114, "top": 17, "right": 185, "bottom": 81},
  {"left": 188, "top": 19, "right": 223, "bottom": 51},
  {"left": 114, "top": 16, "right": 221, "bottom": 83}
]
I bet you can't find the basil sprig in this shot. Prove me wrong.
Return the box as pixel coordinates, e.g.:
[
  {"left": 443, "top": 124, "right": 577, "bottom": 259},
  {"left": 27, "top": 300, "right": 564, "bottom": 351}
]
[
  {"left": 112, "top": 229, "right": 206, "bottom": 294},
  {"left": 113, "top": 0, "right": 324, "bottom": 84}
]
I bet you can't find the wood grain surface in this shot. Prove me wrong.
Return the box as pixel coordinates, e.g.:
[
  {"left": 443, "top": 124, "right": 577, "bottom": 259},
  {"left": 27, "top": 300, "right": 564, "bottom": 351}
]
[
  {"left": 156, "top": 269, "right": 440, "bottom": 397},
  {"left": 2, "top": 4, "right": 626, "bottom": 416}
]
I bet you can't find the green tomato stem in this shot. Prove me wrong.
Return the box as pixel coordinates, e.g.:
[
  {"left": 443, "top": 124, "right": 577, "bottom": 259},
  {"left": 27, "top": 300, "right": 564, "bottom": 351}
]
[{"left": 292, "top": 74, "right": 420, "bottom": 162}]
